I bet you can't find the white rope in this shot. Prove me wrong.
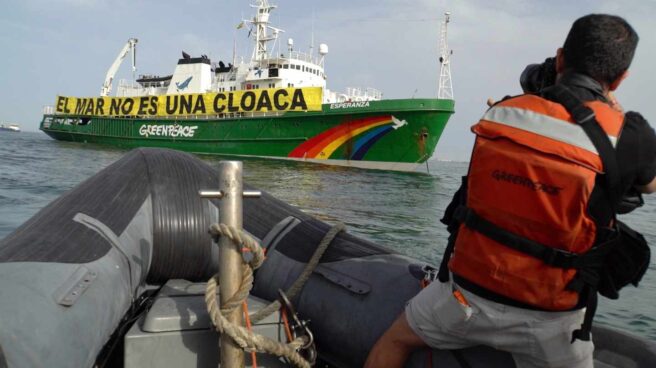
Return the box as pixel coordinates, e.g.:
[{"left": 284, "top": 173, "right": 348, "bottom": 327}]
[{"left": 205, "top": 222, "right": 343, "bottom": 368}]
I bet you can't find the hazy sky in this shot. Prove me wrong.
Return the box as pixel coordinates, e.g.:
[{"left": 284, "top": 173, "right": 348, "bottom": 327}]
[{"left": 2, "top": 0, "right": 655, "bottom": 160}]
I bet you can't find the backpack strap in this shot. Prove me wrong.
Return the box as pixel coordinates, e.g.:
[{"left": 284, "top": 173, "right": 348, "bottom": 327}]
[
  {"left": 541, "top": 85, "right": 622, "bottom": 213},
  {"left": 542, "top": 84, "right": 622, "bottom": 342}
]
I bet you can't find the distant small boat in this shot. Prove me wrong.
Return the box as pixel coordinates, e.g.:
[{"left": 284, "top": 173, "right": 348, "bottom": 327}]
[{"left": 0, "top": 123, "right": 20, "bottom": 132}]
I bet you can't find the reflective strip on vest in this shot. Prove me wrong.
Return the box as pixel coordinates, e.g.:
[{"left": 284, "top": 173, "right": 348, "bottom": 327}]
[{"left": 483, "top": 106, "right": 618, "bottom": 154}]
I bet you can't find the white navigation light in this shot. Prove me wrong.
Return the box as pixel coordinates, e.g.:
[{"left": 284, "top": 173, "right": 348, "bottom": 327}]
[
  {"left": 288, "top": 38, "right": 294, "bottom": 47},
  {"left": 319, "top": 43, "right": 328, "bottom": 56}
]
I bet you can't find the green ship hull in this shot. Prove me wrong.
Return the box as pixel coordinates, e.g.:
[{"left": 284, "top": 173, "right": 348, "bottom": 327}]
[{"left": 40, "top": 98, "right": 454, "bottom": 171}]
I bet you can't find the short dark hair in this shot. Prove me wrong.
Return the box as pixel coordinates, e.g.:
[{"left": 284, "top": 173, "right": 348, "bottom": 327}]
[{"left": 562, "top": 14, "right": 638, "bottom": 85}]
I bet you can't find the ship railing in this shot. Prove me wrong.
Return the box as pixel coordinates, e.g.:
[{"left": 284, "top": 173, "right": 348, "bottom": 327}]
[
  {"left": 151, "top": 110, "right": 286, "bottom": 120},
  {"left": 116, "top": 79, "right": 148, "bottom": 97},
  {"left": 40, "top": 107, "right": 288, "bottom": 120},
  {"left": 116, "top": 80, "right": 167, "bottom": 97},
  {"left": 280, "top": 51, "right": 320, "bottom": 65},
  {"left": 344, "top": 87, "right": 383, "bottom": 101}
]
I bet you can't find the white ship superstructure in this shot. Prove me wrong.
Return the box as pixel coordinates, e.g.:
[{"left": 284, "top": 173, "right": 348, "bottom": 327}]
[
  {"left": 114, "top": 0, "right": 381, "bottom": 103},
  {"left": 0, "top": 123, "right": 21, "bottom": 132}
]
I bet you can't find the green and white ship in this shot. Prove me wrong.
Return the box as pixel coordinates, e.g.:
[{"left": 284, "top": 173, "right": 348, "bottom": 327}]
[{"left": 40, "top": 1, "right": 455, "bottom": 172}]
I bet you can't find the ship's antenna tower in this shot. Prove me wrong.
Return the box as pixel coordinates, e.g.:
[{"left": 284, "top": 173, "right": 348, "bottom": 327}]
[
  {"left": 438, "top": 12, "right": 453, "bottom": 100},
  {"left": 248, "top": 0, "right": 283, "bottom": 63},
  {"left": 232, "top": 32, "right": 237, "bottom": 66},
  {"left": 310, "top": 10, "right": 315, "bottom": 58}
]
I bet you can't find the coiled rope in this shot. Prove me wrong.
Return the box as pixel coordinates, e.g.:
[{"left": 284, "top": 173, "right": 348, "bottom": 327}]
[{"left": 205, "top": 222, "right": 345, "bottom": 368}]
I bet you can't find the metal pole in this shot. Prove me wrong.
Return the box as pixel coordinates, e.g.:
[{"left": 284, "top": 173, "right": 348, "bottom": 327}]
[{"left": 218, "top": 161, "right": 245, "bottom": 368}]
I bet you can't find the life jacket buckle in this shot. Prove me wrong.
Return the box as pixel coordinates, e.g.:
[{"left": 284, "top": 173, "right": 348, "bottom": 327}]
[{"left": 543, "top": 247, "right": 579, "bottom": 268}]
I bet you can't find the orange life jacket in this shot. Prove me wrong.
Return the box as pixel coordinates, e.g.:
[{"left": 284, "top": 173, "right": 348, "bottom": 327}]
[{"left": 448, "top": 93, "right": 624, "bottom": 311}]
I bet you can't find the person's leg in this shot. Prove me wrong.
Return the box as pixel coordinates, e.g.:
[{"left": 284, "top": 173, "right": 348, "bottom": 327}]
[
  {"left": 364, "top": 312, "right": 427, "bottom": 368},
  {"left": 366, "top": 280, "right": 477, "bottom": 368},
  {"left": 480, "top": 303, "right": 594, "bottom": 368}
]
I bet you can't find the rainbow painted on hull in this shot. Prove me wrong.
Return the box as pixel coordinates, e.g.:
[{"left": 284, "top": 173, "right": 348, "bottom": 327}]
[{"left": 288, "top": 115, "right": 406, "bottom": 160}]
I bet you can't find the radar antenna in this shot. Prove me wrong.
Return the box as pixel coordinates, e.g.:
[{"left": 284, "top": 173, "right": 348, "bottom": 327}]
[{"left": 438, "top": 12, "right": 453, "bottom": 100}]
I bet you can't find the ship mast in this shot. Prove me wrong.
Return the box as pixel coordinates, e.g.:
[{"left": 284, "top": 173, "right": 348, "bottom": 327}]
[
  {"left": 248, "top": 0, "right": 281, "bottom": 62},
  {"left": 437, "top": 12, "right": 453, "bottom": 100}
]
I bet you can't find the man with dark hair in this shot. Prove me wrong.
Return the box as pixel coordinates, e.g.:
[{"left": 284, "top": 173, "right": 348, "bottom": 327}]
[
  {"left": 563, "top": 14, "right": 638, "bottom": 86},
  {"left": 365, "top": 14, "right": 655, "bottom": 368}
]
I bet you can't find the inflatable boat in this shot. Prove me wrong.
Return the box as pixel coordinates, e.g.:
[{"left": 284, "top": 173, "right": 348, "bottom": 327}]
[{"left": 0, "top": 148, "right": 654, "bottom": 368}]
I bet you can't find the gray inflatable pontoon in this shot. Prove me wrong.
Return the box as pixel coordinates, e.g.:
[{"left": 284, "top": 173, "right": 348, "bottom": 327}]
[{"left": 0, "top": 148, "right": 654, "bottom": 368}]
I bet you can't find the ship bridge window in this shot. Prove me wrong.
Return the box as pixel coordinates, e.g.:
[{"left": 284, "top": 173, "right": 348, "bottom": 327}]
[
  {"left": 295, "top": 65, "right": 300, "bottom": 70},
  {"left": 283, "top": 64, "right": 289, "bottom": 69}
]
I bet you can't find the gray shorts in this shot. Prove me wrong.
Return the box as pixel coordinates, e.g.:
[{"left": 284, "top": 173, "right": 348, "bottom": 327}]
[{"left": 405, "top": 279, "right": 594, "bottom": 368}]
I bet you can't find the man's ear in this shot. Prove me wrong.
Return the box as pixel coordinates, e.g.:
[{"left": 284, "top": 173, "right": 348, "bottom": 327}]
[
  {"left": 609, "top": 70, "right": 629, "bottom": 91},
  {"left": 555, "top": 48, "right": 566, "bottom": 74}
]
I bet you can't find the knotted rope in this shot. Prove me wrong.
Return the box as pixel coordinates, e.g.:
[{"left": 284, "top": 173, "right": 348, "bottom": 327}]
[{"left": 205, "top": 222, "right": 345, "bottom": 368}]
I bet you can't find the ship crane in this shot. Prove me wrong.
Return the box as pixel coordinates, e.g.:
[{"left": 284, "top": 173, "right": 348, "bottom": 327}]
[{"left": 100, "top": 38, "right": 138, "bottom": 97}]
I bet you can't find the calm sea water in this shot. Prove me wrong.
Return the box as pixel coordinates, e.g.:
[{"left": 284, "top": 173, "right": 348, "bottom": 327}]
[{"left": 1, "top": 131, "right": 655, "bottom": 341}]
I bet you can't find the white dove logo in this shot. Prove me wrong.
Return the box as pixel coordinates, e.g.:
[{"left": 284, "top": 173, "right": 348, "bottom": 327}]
[{"left": 391, "top": 116, "right": 408, "bottom": 129}]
